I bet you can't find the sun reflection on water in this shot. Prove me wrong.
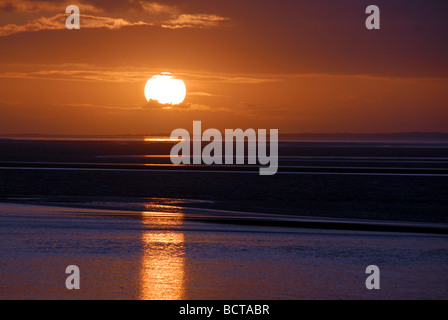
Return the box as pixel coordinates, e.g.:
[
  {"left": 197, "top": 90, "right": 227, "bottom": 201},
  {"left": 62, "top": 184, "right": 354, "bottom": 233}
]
[
  {"left": 139, "top": 210, "right": 185, "bottom": 300},
  {"left": 144, "top": 136, "right": 184, "bottom": 142}
]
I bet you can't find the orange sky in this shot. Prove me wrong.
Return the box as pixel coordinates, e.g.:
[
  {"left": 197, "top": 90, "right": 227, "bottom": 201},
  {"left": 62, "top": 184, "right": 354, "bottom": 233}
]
[{"left": 0, "top": 0, "right": 447, "bottom": 135}]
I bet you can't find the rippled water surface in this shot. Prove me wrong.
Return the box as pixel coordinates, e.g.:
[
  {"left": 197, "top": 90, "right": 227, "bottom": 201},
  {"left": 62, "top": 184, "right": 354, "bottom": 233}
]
[{"left": 1, "top": 203, "right": 447, "bottom": 300}]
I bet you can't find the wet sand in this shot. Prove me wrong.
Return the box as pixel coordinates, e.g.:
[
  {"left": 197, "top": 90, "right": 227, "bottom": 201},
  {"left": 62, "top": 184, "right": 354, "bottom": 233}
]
[
  {"left": 1, "top": 202, "right": 447, "bottom": 300},
  {"left": 1, "top": 139, "right": 447, "bottom": 299},
  {"left": 1, "top": 139, "right": 447, "bottom": 224}
]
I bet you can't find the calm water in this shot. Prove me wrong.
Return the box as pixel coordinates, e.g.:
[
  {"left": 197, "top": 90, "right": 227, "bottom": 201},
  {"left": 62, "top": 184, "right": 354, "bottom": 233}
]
[{"left": 1, "top": 202, "right": 447, "bottom": 300}]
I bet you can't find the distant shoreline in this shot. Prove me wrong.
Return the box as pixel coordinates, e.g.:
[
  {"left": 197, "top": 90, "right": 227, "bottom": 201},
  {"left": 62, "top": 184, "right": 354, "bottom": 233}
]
[{"left": 1, "top": 132, "right": 448, "bottom": 142}]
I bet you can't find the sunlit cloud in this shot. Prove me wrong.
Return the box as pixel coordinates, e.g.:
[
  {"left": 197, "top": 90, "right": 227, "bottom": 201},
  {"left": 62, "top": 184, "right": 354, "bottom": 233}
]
[
  {"left": 188, "top": 92, "right": 216, "bottom": 97},
  {"left": 67, "top": 102, "right": 149, "bottom": 110},
  {"left": 139, "top": 2, "right": 229, "bottom": 28},
  {"left": 162, "top": 14, "right": 229, "bottom": 29},
  {"left": 0, "top": 0, "right": 101, "bottom": 13},
  {"left": 178, "top": 72, "right": 283, "bottom": 84},
  {"left": 0, "top": 65, "right": 283, "bottom": 85},
  {"left": 0, "top": 13, "right": 153, "bottom": 36},
  {"left": 1, "top": 64, "right": 447, "bottom": 88},
  {"left": 0, "top": 67, "right": 149, "bottom": 83},
  {"left": 286, "top": 73, "right": 448, "bottom": 84},
  {"left": 0, "top": 1, "right": 229, "bottom": 36},
  {"left": 139, "top": 1, "right": 174, "bottom": 15},
  {"left": 153, "top": 102, "right": 229, "bottom": 112}
]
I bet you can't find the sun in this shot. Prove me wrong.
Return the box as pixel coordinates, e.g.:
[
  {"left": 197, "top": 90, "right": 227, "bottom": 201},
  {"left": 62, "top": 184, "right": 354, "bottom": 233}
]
[{"left": 144, "top": 72, "right": 186, "bottom": 105}]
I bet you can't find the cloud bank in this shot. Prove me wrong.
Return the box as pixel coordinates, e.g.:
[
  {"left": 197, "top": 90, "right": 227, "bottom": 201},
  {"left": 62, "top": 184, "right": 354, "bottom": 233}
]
[{"left": 0, "top": 0, "right": 229, "bottom": 36}]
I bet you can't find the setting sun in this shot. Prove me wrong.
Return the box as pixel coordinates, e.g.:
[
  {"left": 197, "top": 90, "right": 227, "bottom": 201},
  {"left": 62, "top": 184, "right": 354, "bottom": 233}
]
[{"left": 144, "top": 73, "right": 186, "bottom": 105}]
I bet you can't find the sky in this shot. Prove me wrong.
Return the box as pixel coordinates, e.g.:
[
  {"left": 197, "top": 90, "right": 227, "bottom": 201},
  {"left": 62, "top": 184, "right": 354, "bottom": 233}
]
[{"left": 0, "top": 0, "right": 447, "bottom": 135}]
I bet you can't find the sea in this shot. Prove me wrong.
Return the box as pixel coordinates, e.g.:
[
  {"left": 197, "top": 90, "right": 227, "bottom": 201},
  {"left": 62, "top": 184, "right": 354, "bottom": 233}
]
[{"left": 0, "top": 135, "right": 447, "bottom": 299}]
